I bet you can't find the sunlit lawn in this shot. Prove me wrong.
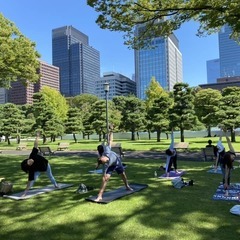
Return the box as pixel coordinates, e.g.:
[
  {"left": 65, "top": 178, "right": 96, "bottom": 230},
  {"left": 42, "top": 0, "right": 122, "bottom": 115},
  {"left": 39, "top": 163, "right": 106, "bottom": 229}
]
[{"left": 1, "top": 152, "right": 240, "bottom": 240}]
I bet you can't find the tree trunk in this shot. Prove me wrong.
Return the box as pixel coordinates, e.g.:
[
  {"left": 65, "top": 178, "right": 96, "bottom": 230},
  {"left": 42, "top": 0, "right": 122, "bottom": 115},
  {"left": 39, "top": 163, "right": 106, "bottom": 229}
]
[
  {"left": 73, "top": 133, "right": 77, "bottom": 143},
  {"left": 131, "top": 131, "right": 136, "bottom": 140},
  {"left": 156, "top": 129, "right": 161, "bottom": 142},
  {"left": 148, "top": 130, "right": 151, "bottom": 140},
  {"left": 207, "top": 126, "right": 211, "bottom": 137},
  {"left": 180, "top": 128, "right": 184, "bottom": 142},
  {"left": 43, "top": 135, "right": 46, "bottom": 144},
  {"left": 231, "top": 128, "right": 236, "bottom": 142}
]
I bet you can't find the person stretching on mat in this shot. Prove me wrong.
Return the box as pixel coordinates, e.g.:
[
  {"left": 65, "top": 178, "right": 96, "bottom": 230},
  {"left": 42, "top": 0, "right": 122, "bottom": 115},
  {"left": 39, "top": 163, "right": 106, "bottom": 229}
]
[
  {"left": 95, "top": 127, "right": 133, "bottom": 202},
  {"left": 215, "top": 132, "right": 236, "bottom": 196},
  {"left": 165, "top": 130, "right": 178, "bottom": 178},
  {"left": 20, "top": 133, "right": 59, "bottom": 197}
]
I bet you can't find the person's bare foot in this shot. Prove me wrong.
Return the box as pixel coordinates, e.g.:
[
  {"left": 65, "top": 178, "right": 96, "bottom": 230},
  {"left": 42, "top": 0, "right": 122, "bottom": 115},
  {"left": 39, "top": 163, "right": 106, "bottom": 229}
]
[
  {"left": 126, "top": 186, "right": 133, "bottom": 191},
  {"left": 94, "top": 196, "right": 102, "bottom": 202},
  {"left": 55, "top": 184, "right": 60, "bottom": 189}
]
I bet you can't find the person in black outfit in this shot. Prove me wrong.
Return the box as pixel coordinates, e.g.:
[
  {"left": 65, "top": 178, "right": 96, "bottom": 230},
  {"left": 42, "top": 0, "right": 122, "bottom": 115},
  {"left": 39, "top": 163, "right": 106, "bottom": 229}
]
[{"left": 21, "top": 134, "right": 58, "bottom": 196}]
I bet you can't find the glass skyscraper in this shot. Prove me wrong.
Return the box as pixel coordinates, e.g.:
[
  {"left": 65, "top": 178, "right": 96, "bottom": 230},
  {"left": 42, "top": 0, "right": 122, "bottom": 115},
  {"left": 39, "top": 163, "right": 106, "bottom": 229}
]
[
  {"left": 52, "top": 26, "right": 100, "bottom": 97},
  {"left": 135, "top": 25, "right": 182, "bottom": 99},
  {"left": 219, "top": 25, "right": 240, "bottom": 77}
]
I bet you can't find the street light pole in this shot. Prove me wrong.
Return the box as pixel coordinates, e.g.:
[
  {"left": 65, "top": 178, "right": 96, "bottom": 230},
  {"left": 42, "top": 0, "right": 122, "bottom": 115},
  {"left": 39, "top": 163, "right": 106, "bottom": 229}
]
[{"left": 104, "top": 82, "right": 109, "bottom": 143}]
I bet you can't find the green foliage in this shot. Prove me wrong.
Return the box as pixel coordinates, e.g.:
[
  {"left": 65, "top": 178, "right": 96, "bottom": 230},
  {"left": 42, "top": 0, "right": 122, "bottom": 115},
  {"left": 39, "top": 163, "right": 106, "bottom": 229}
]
[
  {"left": 0, "top": 13, "right": 40, "bottom": 88},
  {"left": 88, "top": 0, "right": 240, "bottom": 49},
  {"left": 170, "top": 83, "right": 197, "bottom": 141},
  {"left": 0, "top": 103, "right": 25, "bottom": 144},
  {"left": 194, "top": 88, "right": 222, "bottom": 136}
]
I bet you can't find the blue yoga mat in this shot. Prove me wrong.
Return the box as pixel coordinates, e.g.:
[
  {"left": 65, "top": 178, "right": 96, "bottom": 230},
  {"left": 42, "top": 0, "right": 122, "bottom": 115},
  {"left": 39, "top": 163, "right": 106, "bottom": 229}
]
[
  {"left": 212, "top": 183, "right": 240, "bottom": 201},
  {"left": 207, "top": 167, "right": 222, "bottom": 174}
]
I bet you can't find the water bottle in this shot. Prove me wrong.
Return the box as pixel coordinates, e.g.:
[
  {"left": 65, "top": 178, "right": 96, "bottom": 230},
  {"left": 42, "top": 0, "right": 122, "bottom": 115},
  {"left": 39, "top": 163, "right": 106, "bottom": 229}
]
[{"left": 154, "top": 171, "right": 158, "bottom": 178}]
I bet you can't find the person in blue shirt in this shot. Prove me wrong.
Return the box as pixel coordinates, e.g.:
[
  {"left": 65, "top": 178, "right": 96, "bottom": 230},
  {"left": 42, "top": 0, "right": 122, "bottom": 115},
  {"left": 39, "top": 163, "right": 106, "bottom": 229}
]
[{"left": 95, "top": 130, "right": 132, "bottom": 202}]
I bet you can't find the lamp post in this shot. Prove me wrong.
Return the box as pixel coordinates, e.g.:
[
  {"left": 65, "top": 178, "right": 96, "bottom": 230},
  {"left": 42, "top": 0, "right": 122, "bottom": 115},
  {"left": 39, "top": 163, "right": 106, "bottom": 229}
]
[{"left": 104, "top": 82, "right": 109, "bottom": 142}]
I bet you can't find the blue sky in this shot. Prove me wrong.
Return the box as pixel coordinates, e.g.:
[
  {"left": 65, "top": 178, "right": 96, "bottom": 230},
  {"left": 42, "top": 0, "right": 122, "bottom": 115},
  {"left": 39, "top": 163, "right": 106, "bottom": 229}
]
[{"left": 0, "top": 0, "right": 219, "bottom": 87}]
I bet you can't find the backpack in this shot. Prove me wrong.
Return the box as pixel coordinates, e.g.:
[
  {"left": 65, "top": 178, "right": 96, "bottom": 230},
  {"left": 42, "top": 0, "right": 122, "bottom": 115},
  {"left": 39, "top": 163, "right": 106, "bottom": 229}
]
[
  {"left": 172, "top": 177, "right": 185, "bottom": 189},
  {"left": 76, "top": 183, "right": 88, "bottom": 193},
  {"left": 0, "top": 180, "right": 13, "bottom": 195}
]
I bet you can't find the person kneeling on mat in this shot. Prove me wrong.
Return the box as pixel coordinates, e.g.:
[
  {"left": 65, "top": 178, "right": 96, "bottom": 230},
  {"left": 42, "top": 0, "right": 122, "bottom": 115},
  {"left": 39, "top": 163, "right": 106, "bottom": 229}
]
[
  {"left": 95, "top": 129, "right": 132, "bottom": 202},
  {"left": 20, "top": 133, "right": 59, "bottom": 197}
]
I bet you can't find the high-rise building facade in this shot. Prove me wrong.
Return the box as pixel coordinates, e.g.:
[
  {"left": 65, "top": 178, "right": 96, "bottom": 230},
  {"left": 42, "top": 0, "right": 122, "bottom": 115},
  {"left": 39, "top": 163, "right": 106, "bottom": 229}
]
[
  {"left": 219, "top": 25, "right": 240, "bottom": 77},
  {"left": 206, "top": 59, "right": 220, "bottom": 84},
  {"left": 8, "top": 60, "right": 59, "bottom": 105},
  {"left": 96, "top": 72, "right": 136, "bottom": 100},
  {"left": 52, "top": 26, "right": 100, "bottom": 97},
  {"left": 135, "top": 26, "right": 183, "bottom": 99}
]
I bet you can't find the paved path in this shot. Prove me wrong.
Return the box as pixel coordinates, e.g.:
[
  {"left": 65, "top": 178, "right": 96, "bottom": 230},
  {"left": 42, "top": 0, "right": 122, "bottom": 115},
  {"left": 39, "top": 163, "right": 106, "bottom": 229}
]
[{"left": 1, "top": 149, "right": 205, "bottom": 161}]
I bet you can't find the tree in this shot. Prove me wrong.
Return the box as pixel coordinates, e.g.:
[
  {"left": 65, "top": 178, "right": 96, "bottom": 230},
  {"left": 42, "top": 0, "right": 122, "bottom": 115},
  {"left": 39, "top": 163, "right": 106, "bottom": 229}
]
[
  {"left": 169, "top": 83, "right": 197, "bottom": 142},
  {"left": 0, "top": 13, "right": 40, "bottom": 88},
  {"left": 41, "top": 86, "right": 68, "bottom": 122},
  {"left": 0, "top": 103, "right": 25, "bottom": 144},
  {"left": 145, "top": 78, "right": 172, "bottom": 140},
  {"left": 87, "top": 0, "right": 240, "bottom": 49},
  {"left": 217, "top": 87, "right": 240, "bottom": 142},
  {"left": 65, "top": 107, "right": 83, "bottom": 143},
  {"left": 32, "top": 92, "right": 65, "bottom": 143},
  {"left": 114, "top": 96, "right": 146, "bottom": 140},
  {"left": 194, "top": 88, "right": 222, "bottom": 137}
]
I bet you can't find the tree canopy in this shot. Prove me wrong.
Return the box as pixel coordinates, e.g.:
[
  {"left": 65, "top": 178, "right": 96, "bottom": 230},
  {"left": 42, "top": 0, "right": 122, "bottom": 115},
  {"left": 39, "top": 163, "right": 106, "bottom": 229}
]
[
  {"left": 0, "top": 13, "right": 41, "bottom": 87},
  {"left": 88, "top": 0, "right": 240, "bottom": 49}
]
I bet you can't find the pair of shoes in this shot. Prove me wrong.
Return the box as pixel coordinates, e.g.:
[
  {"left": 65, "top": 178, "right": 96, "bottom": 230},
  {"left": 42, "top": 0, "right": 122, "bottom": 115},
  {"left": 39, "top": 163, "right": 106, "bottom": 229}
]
[{"left": 188, "top": 180, "right": 194, "bottom": 186}]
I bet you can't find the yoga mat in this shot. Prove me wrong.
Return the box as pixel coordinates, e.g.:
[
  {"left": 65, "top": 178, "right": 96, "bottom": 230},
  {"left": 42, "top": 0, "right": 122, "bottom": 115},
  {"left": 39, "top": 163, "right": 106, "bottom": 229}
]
[
  {"left": 3, "top": 183, "right": 73, "bottom": 200},
  {"left": 207, "top": 167, "right": 222, "bottom": 174},
  {"left": 158, "top": 170, "right": 186, "bottom": 179},
  {"left": 85, "top": 183, "right": 148, "bottom": 204},
  {"left": 212, "top": 183, "right": 240, "bottom": 201},
  {"left": 89, "top": 169, "right": 103, "bottom": 174}
]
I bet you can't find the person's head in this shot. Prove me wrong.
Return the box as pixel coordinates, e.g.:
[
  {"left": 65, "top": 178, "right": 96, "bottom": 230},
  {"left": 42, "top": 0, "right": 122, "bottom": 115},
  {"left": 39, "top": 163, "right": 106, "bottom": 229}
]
[
  {"left": 165, "top": 148, "right": 174, "bottom": 156},
  {"left": 97, "top": 145, "right": 104, "bottom": 156},
  {"left": 208, "top": 139, "right": 212, "bottom": 145},
  {"left": 21, "top": 158, "right": 34, "bottom": 173}
]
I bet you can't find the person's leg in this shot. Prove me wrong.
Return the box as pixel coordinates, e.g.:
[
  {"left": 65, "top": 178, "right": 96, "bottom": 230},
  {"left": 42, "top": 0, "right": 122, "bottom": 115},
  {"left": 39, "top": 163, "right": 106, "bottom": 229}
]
[
  {"left": 95, "top": 173, "right": 111, "bottom": 202},
  {"left": 173, "top": 156, "right": 178, "bottom": 172},
  {"left": 45, "top": 163, "right": 58, "bottom": 187},
  {"left": 28, "top": 171, "right": 41, "bottom": 188},
  {"left": 119, "top": 171, "right": 133, "bottom": 191},
  {"left": 166, "top": 157, "right": 173, "bottom": 177}
]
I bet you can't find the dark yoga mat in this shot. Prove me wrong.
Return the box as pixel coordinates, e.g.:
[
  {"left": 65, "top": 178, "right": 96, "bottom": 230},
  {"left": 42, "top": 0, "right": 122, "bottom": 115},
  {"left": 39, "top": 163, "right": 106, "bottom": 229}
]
[
  {"left": 212, "top": 183, "right": 240, "bottom": 201},
  {"left": 85, "top": 183, "right": 148, "bottom": 204},
  {"left": 3, "top": 183, "right": 74, "bottom": 200}
]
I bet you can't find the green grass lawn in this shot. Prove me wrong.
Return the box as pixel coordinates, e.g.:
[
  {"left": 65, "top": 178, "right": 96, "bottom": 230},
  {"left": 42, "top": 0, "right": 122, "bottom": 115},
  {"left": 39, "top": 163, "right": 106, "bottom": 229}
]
[
  {"left": 1, "top": 152, "right": 240, "bottom": 240},
  {"left": 1, "top": 136, "right": 240, "bottom": 152}
]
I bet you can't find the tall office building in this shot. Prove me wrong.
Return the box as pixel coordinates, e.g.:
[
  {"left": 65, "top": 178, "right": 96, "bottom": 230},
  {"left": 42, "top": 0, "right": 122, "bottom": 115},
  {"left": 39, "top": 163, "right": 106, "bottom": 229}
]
[
  {"left": 8, "top": 60, "right": 59, "bottom": 105},
  {"left": 135, "top": 25, "right": 183, "bottom": 99},
  {"left": 219, "top": 25, "right": 240, "bottom": 77},
  {"left": 52, "top": 26, "right": 100, "bottom": 97},
  {"left": 206, "top": 59, "right": 220, "bottom": 83},
  {"left": 96, "top": 72, "right": 136, "bottom": 100}
]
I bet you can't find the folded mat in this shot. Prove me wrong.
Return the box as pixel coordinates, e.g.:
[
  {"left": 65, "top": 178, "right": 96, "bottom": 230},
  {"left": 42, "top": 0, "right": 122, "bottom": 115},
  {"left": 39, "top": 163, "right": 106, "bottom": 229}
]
[
  {"left": 3, "top": 183, "right": 73, "bottom": 200},
  {"left": 85, "top": 183, "right": 148, "bottom": 204}
]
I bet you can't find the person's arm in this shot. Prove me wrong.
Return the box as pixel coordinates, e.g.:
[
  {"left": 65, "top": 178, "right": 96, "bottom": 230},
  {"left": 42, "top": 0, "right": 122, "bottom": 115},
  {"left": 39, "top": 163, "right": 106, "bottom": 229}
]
[
  {"left": 21, "top": 181, "right": 32, "bottom": 197},
  {"left": 107, "top": 124, "right": 114, "bottom": 148},
  {"left": 34, "top": 132, "right": 40, "bottom": 149},
  {"left": 169, "top": 130, "right": 174, "bottom": 150}
]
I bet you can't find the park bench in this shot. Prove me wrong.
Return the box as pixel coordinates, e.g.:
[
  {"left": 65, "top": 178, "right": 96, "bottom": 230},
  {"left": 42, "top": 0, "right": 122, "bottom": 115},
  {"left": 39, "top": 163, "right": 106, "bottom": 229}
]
[
  {"left": 57, "top": 142, "right": 69, "bottom": 151},
  {"left": 173, "top": 142, "right": 189, "bottom": 151},
  {"left": 38, "top": 146, "right": 55, "bottom": 156},
  {"left": 202, "top": 146, "right": 216, "bottom": 161},
  {"left": 16, "top": 143, "right": 27, "bottom": 150},
  {"left": 111, "top": 142, "right": 125, "bottom": 158}
]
